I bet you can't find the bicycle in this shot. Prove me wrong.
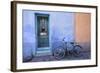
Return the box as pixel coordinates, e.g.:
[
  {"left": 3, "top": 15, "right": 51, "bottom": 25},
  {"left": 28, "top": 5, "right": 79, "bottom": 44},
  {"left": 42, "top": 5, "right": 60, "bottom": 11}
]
[{"left": 53, "top": 37, "right": 83, "bottom": 60}]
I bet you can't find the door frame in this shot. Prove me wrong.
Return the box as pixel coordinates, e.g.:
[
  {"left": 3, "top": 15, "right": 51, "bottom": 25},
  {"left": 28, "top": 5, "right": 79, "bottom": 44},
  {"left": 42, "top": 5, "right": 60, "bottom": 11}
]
[{"left": 35, "top": 13, "right": 50, "bottom": 54}]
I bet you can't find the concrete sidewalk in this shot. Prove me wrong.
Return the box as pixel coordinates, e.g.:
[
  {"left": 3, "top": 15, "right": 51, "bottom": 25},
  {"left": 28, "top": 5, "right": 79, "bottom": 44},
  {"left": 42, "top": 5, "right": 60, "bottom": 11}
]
[{"left": 24, "top": 51, "right": 90, "bottom": 62}]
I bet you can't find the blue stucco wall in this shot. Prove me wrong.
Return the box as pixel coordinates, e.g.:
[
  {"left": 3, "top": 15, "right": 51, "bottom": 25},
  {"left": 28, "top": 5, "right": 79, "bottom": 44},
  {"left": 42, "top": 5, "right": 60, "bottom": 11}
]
[{"left": 22, "top": 10, "right": 75, "bottom": 61}]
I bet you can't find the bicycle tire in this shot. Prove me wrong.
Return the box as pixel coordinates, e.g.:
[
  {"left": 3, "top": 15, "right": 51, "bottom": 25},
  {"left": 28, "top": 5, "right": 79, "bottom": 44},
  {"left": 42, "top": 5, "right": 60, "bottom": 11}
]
[
  {"left": 73, "top": 45, "right": 83, "bottom": 57},
  {"left": 53, "top": 46, "right": 65, "bottom": 60}
]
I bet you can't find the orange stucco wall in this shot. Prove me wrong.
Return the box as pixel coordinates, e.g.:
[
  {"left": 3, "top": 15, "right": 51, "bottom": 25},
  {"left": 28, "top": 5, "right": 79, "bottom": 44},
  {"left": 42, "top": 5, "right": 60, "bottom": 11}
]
[{"left": 75, "top": 13, "right": 91, "bottom": 43}]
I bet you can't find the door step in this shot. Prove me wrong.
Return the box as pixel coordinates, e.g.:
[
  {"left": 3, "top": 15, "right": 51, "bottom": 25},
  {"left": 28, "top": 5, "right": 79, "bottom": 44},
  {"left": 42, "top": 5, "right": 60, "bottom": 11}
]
[{"left": 36, "top": 47, "right": 52, "bottom": 56}]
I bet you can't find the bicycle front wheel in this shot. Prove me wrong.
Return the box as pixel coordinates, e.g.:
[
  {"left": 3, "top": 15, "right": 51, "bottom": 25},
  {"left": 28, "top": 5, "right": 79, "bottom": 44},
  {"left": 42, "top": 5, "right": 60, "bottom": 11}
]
[{"left": 53, "top": 46, "right": 65, "bottom": 60}]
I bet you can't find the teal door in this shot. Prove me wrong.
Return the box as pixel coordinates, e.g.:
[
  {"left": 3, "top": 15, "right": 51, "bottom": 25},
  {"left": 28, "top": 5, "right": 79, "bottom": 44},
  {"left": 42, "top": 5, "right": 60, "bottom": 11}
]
[{"left": 35, "top": 13, "right": 49, "bottom": 48}]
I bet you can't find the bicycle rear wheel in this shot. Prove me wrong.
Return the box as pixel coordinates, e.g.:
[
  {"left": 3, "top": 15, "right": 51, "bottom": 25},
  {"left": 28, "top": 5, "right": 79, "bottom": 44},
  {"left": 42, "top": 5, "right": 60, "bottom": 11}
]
[{"left": 73, "top": 45, "right": 82, "bottom": 57}]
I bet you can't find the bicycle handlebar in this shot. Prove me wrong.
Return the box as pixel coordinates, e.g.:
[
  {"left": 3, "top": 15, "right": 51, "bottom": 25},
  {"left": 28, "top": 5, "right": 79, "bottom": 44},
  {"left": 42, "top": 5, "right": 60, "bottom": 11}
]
[{"left": 62, "top": 37, "right": 76, "bottom": 44}]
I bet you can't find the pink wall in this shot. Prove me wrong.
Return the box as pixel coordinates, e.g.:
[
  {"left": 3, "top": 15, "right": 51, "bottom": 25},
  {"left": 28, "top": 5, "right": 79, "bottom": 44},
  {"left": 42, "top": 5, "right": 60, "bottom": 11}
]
[{"left": 75, "top": 13, "right": 91, "bottom": 43}]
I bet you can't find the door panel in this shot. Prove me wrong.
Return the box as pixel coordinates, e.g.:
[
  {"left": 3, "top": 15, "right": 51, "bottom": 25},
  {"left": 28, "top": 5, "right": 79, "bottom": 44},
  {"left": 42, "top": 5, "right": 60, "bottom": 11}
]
[{"left": 36, "top": 14, "right": 49, "bottom": 48}]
